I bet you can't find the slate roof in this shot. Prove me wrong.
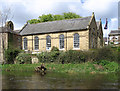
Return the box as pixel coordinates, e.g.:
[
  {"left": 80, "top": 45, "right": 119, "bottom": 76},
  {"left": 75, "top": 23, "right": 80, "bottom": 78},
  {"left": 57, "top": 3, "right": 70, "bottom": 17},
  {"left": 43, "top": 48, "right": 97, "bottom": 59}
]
[
  {"left": 20, "top": 16, "right": 92, "bottom": 36},
  {"left": 0, "top": 27, "right": 20, "bottom": 35},
  {"left": 109, "top": 30, "right": 120, "bottom": 36}
]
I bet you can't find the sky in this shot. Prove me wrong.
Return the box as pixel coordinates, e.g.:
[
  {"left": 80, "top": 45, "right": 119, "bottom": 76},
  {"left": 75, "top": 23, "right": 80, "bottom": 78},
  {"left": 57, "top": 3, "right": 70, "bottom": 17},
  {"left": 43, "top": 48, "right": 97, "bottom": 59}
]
[{"left": 0, "top": 0, "right": 119, "bottom": 37}]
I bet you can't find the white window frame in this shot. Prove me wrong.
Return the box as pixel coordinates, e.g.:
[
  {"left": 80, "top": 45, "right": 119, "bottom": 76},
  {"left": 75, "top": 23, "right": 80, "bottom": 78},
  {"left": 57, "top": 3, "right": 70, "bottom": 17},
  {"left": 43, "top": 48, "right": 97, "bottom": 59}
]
[
  {"left": 23, "top": 37, "right": 27, "bottom": 50},
  {"left": 59, "top": 34, "right": 65, "bottom": 50},
  {"left": 34, "top": 36, "right": 39, "bottom": 50},
  {"left": 73, "top": 33, "right": 80, "bottom": 49},
  {"left": 46, "top": 35, "right": 51, "bottom": 50}
]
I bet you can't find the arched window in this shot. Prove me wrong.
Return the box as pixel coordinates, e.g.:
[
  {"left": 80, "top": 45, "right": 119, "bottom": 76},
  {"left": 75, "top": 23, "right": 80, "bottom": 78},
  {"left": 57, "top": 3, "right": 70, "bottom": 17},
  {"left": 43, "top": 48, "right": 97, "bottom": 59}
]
[
  {"left": 74, "top": 33, "right": 79, "bottom": 48},
  {"left": 23, "top": 37, "right": 27, "bottom": 50},
  {"left": 34, "top": 36, "right": 39, "bottom": 50},
  {"left": 59, "top": 34, "right": 64, "bottom": 49},
  {"left": 91, "top": 35, "right": 94, "bottom": 48},
  {"left": 46, "top": 35, "right": 51, "bottom": 50}
]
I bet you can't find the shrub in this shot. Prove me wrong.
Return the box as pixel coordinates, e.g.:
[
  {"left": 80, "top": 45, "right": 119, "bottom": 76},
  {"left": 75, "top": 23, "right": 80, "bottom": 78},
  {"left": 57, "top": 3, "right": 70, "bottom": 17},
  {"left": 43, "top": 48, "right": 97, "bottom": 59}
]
[
  {"left": 117, "top": 46, "right": 120, "bottom": 52},
  {"left": 37, "top": 51, "right": 61, "bottom": 63},
  {"left": 51, "top": 46, "right": 59, "bottom": 52},
  {"left": 37, "top": 52, "right": 51, "bottom": 63},
  {"left": 57, "top": 50, "right": 86, "bottom": 63},
  {"left": 93, "top": 60, "right": 110, "bottom": 66},
  {"left": 5, "top": 48, "right": 21, "bottom": 64},
  {"left": 94, "top": 46, "right": 117, "bottom": 62},
  {"left": 16, "top": 53, "right": 32, "bottom": 64},
  {"left": 104, "top": 61, "right": 119, "bottom": 72},
  {"left": 37, "top": 46, "right": 61, "bottom": 63}
]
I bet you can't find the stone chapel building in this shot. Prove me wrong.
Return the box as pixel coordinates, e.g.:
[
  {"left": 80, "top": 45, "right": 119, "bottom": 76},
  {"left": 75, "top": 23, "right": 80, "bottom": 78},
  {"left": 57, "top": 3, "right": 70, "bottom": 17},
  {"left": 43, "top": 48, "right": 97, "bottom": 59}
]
[
  {"left": 20, "top": 13, "right": 103, "bottom": 54},
  {"left": 0, "top": 13, "right": 103, "bottom": 63}
]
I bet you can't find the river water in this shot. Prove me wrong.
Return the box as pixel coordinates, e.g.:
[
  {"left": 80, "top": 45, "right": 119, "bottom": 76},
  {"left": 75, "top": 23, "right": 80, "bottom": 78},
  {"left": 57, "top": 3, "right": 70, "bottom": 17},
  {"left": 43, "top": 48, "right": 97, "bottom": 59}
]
[{"left": 2, "top": 71, "right": 120, "bottom": 89}]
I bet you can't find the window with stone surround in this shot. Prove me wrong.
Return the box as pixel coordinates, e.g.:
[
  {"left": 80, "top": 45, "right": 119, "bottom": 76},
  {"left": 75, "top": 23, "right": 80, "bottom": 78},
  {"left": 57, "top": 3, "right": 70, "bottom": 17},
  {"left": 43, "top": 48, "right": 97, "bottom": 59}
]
[
  {"left": 34, "top": 36, "right": 39, "bottom": 50},
  {"left": 46, "top": 35, "right": 51, "bottom": 50},
  {"left": 74, "top": 33, "right": 79, "bottom": 49},
  {"left": 23, "top": 37, "right": 27, "bottom": 50},
  {"left": 59, "top": 34, "right": 64, "bottom": 49}
]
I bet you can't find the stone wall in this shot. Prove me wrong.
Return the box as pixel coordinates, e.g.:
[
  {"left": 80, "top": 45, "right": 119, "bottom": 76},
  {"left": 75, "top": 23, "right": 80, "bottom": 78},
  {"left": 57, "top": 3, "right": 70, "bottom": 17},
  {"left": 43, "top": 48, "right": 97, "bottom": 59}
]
[
  {"left": 8, "top": 33, "right": 22, "bottom": 49},
  {"left": 22, "top": 30, "right": 89, "bottom": 53},
  {"left": 89, "top": 15, "right": 100, "bottom": 49},
  {"left": 0, "top": 33, "right": 8, "bottom": 64}
]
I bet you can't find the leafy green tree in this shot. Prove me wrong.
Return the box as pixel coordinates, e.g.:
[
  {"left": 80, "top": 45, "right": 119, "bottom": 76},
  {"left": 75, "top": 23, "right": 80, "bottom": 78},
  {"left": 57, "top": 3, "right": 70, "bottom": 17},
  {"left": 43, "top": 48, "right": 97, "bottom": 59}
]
[
  {"left": 63, "top": 12, "right": 81, "bottom": 19},
  {"left": 39, "top": 14, "right": 54, "bottom": 22},
  {"left": 53, "top": 15, "right": 64, "bottom": 20},
  {"left": 27, "top": 12, "right": 82, "bottom": 24},
  {"left": 27, "top": 19, "right": 40, "bottom": 24}
]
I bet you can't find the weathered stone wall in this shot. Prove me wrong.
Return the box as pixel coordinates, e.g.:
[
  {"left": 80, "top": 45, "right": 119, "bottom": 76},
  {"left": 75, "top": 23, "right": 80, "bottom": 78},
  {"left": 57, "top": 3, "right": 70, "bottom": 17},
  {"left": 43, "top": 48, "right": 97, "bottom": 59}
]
[
  {"left": 8, "top": 33, "right": 22, "bottom": 49},
  {"left": 22, "top": 30, "right": 89, "bottom": 53},
  {"left": 0, "top": 33, "right": 8, "bottom": 64},
  {"left": 89, "top": 15, "right": 98, "bottom": 49}
]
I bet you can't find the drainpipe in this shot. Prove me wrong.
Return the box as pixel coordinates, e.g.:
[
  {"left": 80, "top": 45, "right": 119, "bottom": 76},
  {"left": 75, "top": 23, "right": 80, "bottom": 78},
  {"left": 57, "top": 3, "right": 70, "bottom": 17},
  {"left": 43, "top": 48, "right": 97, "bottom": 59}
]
[
  {"left": 32, "top": 35, "right": 33, "bottom": 51},
  {"left": 66, "top": 32, "right": 67, "bottom": 51}
]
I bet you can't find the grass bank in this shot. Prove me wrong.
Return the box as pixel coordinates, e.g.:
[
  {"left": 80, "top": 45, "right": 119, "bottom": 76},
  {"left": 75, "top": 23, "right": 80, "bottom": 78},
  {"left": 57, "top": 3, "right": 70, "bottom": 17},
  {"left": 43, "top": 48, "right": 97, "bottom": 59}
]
[{"left": 2, "top": 60, "right": 119, "bottom": 74}]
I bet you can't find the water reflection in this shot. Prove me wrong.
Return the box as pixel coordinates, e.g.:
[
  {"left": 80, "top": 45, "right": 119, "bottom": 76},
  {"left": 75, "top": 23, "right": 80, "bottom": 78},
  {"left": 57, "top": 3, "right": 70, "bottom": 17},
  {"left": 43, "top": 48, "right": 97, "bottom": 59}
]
[{"left": 2, "top": 71, "right": 120, "bottom": 89}]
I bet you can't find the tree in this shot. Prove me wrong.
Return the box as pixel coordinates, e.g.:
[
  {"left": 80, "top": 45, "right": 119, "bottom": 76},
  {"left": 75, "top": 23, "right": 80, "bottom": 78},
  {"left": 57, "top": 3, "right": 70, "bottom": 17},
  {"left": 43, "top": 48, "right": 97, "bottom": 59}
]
[
  {"left": 53, "top": 15, "right": 64, "bottom": 20},
  {"left": 0, "top": 7, "right": 13, "bottom": 27},
  {"left": 28, "top": 19, "right": 40, "bottom": 24},
  {"left": 63, "top": 12, "right": 81, "bottom": 19},
  {"left": 39, "top": 14, "right": 54, "bottom": 22},
  {"left": 27, "top": 12, "right": 82, "bottom": 24}
]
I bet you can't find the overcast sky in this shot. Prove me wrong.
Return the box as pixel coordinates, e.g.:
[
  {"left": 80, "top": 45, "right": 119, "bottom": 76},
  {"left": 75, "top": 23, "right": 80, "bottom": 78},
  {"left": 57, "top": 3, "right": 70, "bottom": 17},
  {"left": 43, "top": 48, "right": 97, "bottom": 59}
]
[{"left": 0, "top": 0, "right": 119, "bottom": 37}]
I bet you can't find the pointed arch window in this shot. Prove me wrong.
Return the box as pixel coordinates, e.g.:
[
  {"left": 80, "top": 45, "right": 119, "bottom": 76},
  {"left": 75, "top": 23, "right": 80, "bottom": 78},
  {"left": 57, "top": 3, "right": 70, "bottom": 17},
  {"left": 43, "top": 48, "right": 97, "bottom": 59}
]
[
  {"left": 46, "top": 35, "right": 51, "bottom": 50},
  {"left": 74, "top": 33, "right": 79, "bottom": 48},
  {"left": 59, "top": 34, "right": 64, "bottom": 49},
  {"left": 23, "top": 37, "right": 27, "bottom": 50},
  {"left": 34, "top": 36, "right": 39, "bottom": 50}
]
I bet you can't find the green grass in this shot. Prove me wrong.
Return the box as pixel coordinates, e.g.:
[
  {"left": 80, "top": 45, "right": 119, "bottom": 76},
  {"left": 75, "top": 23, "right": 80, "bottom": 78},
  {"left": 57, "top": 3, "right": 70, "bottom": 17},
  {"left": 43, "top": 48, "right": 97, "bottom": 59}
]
[{"left": 2, "top": 61, "right": 119, "bottom": 74}]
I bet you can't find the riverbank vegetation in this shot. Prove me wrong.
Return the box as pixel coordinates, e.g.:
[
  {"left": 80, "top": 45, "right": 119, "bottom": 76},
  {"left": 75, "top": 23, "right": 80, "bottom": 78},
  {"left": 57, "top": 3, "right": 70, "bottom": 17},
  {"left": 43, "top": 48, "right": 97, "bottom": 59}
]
[
  {"left": 2, "top": 60, "right": 119, "bottom": 73},
  {"left": 2, "top": 46, "right": 120, "bottom": 73}
]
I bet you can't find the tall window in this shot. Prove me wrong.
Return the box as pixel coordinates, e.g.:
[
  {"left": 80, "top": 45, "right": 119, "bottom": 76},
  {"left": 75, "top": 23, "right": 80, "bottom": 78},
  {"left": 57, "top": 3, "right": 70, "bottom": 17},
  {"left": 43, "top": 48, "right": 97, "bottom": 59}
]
[
  {"left": 23, "top": 37, "right": 27, "bottom": 50},
  {"left": 59, "top": 34, "right": 64, "bottom": 49},
  {"left": 46, "top": 35, "right": 51, "bottom": 50},
  {"left": 74, "top": 33, "right": 79, "bottom": 48},
  {"left": 91, "top": 36, "right": 94, "bottom": 48},
  {"left": 34, "top": 36, "right": 39, "bottom": 50}
]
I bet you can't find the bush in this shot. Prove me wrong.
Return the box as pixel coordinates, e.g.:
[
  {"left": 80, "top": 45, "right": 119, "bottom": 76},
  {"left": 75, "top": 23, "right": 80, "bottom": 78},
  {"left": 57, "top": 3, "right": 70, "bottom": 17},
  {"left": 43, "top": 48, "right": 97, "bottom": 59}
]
[
  {"left": 37, "top": 47, "right": 61, "bottom": 63},
  {"left": 51, "top": 46, "right": 59, "bottom": 51},
  {"left": 93, "top": 60, "right": 110, "bottom": 66},
  {"left": 93, "top": 60, "right": 119, "bottom": 72},
  {"left": 16, "top": 53, "right": 32, "bottom": 64},
  {"left": 104, "top": 62, "right": 119, "bottom": 72},
  {"left": 93, "top": 46, "right": 118, "bottom": 62},
  {"left": 57, "top": 50, "right": 86, "bottom": 63},
  {"left": 117, "top": 46, "right": 120, "bottom": 52},
  {"left": 5, "top": 48, "right": 21, "bottom": 64}
]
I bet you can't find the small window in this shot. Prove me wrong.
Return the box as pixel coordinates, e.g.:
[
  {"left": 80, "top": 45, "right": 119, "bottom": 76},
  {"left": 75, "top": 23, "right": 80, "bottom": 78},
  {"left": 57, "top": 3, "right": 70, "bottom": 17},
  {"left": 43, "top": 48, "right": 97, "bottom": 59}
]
[
  {"left": 34, "top": 36, "right": 39, "bottom": 50},
  {"left": 74, "top": 33, "right": 79, "bottom": 48},
  {"left": 91, "top": 36, "right": 94, "bottom": 48},
  {"left": 23, "top": 37, "right": 27, "bottom": 50},
  {"left": 59, "top": 34, "right": 64, "bottom": 49},
  {"left": 46, "top": 35, "right": 51, "bottom": 50}
]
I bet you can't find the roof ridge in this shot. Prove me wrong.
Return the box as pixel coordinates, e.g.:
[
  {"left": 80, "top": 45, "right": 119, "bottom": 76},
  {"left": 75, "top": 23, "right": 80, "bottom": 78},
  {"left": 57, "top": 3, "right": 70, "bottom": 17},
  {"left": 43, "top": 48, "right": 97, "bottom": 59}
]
[
  {"left": 29, "top": 16, "right": 92, "bottom": 25},
  {"left": 20, "top": 15, "right": 92, "bottom": 36}
]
